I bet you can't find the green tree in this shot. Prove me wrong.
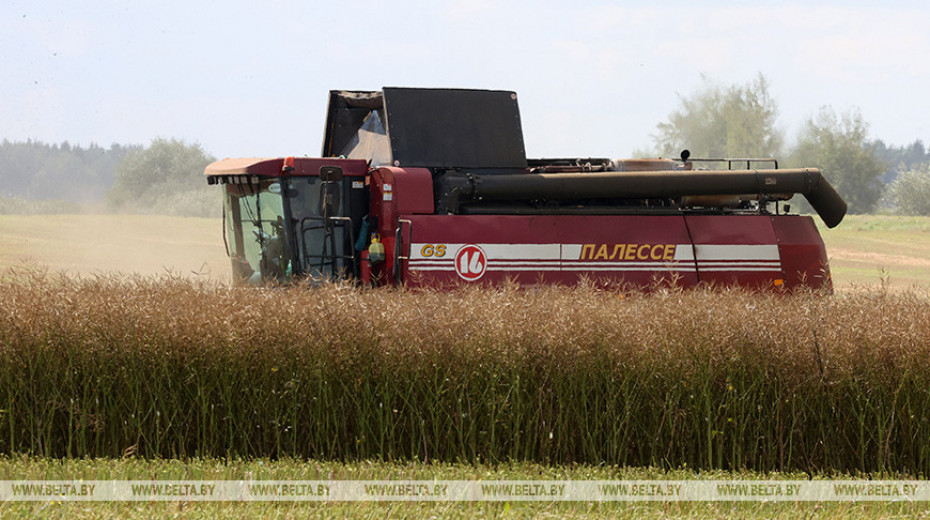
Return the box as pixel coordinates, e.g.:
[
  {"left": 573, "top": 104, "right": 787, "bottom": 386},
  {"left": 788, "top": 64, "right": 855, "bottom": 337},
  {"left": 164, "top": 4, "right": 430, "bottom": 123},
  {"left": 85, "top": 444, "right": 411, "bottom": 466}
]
[
  {"left": 650, "top": 75, "right": 783, "bottom": 159},
  {"left": 0, "top": 140, "right": 136, "bottom": 204},
  {"left": 107, "top": 138, "right": 217, "bottom": 217},
  {"left": 882, "top": 163, "right": 930, "bottom": 215},
  {"left": 872, "top": 139, "right": 928, "bottom": 183},
  {"left": 789, "top": 107, "right": 884, "bottom": 214}
]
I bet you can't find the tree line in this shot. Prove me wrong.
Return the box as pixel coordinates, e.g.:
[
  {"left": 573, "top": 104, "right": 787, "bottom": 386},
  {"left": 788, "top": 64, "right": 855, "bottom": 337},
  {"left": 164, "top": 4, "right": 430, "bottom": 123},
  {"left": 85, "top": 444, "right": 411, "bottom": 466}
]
[
  {"left": 648, "top": 75, "right": 930, "bottom": 215},
  {"left": 0, "top": 138, "right": 216, "bottom": 217},
  {"left": 1, "top": 77, "right": 929, "bottom": 216},
  {"left": 0, "top": 140, "right": 138, "bottom": 211}
]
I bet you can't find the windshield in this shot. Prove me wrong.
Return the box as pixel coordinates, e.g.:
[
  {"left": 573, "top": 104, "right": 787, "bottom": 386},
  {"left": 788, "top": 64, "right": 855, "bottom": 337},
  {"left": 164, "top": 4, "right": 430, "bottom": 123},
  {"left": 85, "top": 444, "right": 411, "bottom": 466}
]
[
  {"left": 224, "top": 177, "right": 355, "bottom": 283},
  {"left": 224, "top": 181, "right": 289, "bottom": 284}
]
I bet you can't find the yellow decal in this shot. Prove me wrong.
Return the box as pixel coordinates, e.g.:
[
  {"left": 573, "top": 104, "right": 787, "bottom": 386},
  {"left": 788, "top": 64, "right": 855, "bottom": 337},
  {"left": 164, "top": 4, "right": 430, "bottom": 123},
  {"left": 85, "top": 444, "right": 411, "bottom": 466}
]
[
  {"left": 420, "top": 244, "right": 447, "bottom": 258},
  {"left": 580, "top": 244, "right": 676, "bottom": 261}
]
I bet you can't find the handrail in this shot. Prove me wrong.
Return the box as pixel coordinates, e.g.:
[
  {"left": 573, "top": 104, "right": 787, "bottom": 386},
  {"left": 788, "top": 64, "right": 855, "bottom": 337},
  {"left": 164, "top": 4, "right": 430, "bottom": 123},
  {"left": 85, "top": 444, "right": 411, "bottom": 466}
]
[
  {"left": 686, "top": 157, "right": 779, "bottom": 170},
  {"left": 299, "top": 216, "right": 357, "bottom": 278},
  {"left": 393, "top": 219, "right": 413, "bottom": 283}
]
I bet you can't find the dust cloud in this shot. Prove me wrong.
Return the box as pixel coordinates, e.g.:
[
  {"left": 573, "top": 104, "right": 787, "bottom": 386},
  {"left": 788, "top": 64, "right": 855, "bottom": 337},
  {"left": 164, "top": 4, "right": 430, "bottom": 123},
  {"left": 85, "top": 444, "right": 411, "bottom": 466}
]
[{"left": 0, "top": 215, "right": 230, "bottom": 280}]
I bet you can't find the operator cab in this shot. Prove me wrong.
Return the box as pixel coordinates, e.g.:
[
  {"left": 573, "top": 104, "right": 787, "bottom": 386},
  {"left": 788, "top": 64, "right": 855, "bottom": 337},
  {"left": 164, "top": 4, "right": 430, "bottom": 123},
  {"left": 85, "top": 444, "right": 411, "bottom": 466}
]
[
  {"left": 206, "top": 87, "right": 526, "bottom": 285},
  {"left": 206, "top": 157, "right": 369, "bottom": 284}
]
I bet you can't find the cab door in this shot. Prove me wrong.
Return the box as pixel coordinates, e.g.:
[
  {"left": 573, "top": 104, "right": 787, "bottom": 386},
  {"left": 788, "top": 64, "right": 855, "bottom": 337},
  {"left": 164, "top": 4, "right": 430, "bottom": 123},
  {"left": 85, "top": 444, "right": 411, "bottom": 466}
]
[{"left": 288, "top": 173, "right": 368, "bottom": 279}]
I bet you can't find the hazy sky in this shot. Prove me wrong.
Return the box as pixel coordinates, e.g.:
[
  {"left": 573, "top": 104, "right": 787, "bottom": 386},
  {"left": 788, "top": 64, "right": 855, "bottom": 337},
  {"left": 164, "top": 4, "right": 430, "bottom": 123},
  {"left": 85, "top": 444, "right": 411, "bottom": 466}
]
[{"left": 2, "top": 1, "right": 928, "bottom": 160}]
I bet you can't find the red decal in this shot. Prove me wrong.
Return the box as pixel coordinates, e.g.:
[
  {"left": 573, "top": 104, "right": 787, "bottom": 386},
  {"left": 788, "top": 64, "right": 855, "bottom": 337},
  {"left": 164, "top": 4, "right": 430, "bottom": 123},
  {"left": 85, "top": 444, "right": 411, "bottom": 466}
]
[{"left": 454, "top": 245, "right": 487, "bottom": 281}]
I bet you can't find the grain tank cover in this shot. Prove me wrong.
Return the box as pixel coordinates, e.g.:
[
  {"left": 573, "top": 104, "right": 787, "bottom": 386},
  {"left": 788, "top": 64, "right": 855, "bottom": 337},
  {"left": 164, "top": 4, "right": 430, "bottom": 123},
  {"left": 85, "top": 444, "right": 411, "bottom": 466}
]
[
  {"left": 383, "top": 88, "right": 526, "bottom": 169},
  {"left": 323, "top": 88, "right": 527, "bottom": 170}
]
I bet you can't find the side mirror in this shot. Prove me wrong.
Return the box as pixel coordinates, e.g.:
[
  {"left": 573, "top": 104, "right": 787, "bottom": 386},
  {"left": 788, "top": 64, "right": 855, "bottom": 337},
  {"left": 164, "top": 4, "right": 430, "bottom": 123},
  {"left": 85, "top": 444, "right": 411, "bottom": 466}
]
[
  {"left": 320, "top": 166, "right": 344, "bottom": 182},
  {"left": 320, "top": 182, "right": 342, "bottom": 218}
]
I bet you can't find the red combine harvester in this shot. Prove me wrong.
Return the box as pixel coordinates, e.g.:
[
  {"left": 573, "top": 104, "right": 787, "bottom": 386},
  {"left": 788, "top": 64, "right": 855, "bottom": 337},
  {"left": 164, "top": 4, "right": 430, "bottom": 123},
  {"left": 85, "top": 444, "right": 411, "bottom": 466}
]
[{"left": 205, "top": 88, "right": 846, "bottom": 290}]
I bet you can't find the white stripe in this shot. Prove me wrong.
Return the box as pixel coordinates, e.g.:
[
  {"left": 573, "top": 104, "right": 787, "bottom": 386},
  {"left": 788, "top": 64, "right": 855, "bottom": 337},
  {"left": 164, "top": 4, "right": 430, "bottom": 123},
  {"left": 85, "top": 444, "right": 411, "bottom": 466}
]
[
  {"left": 561, "top": 244, "right": 583, "bottom": 258},
  {"left": 698, "top": 262, "right": 780, "bottom": 267},
  {"left": 412, "top": 260, "right": 697, "bottom": 268},
  {"left": 694, "top": 244, "right": 780, "bottom": 261},
  {"left": 488, "top": 260, "right": 561, "bottom": 266},
  {"left": 700, "top": 267, "right": 783, "bottom": 272},
  {"left": 409, "top": 244, "right": 560, "bottom": 261},
  {"left": 486, "top": 266, "right": 562, "bottom": 272},
  {"left": 408, "top": 260, "right": 453, "bottom": 265},
  {"left": 483, "top": 244, "right": 560, "bottom": 260},
  {"left": 411, "top": 263, "right": 696, "bottom": 272},
  {"left": 411, "top": 265, "right": 777, "bottom": 273},
  {"left": 411, "top": 265, "right": 697, "bottom": 273},
  {"left": 480, "top": 266, "right": 697, "bottom": 273},
  {"left": 674, "top": 246, "right": 695, "bottom": 261},
  {"left": 561, "top": 266, "right": 698, "bottom": 272}
]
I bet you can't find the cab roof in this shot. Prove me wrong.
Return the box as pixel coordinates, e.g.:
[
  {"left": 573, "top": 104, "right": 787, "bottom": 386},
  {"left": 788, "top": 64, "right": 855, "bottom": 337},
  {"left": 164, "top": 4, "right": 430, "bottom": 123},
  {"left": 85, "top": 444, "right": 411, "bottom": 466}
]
[{"left": 204, "top": 157, "right": 368, "bottom": 179}]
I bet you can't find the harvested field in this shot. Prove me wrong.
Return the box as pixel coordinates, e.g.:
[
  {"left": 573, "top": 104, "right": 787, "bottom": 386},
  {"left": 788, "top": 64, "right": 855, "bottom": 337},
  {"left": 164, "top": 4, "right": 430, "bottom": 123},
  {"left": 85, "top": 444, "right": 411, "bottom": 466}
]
[
  {"left": 0, "top": 214, "right": 227, "bottom": 279},
  {"left": 818, "top": 215, "right": 930, "bottom": 289}
]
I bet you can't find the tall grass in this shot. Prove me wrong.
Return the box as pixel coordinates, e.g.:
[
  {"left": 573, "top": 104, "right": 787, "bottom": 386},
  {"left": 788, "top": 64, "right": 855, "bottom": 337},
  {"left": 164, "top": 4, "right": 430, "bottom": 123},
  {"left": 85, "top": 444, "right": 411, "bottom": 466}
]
[{"left": 1, "top": 268, "right": 929, "bottom": 473}]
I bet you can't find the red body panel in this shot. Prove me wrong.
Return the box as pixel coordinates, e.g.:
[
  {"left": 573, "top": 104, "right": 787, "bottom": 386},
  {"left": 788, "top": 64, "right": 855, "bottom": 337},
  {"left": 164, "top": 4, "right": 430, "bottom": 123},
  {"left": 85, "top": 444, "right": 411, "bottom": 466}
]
[
  {"left": 393, "top": 214, "right": 830, "bottom": 290},
  {"left": 402, "top": 214, "right": 697, "bottom": 288},
  {"left": 208, "top": 161, "right": 834, "bottom": 291},
  {"left": 772, "top": 216, "right": 832, "bottom": 289},
  {"left": 368, "top": 167, "right": 435, "bottom": 284},
  {"left": 684, "top": 215, "right": 782, "bottom": 288}
]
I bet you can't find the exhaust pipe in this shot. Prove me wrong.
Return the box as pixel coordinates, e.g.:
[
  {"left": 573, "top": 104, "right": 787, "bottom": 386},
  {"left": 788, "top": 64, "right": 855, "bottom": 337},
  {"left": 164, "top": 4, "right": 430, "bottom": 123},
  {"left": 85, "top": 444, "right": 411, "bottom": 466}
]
[{"left": 437, "top": 168, "right": 847, "bottom": 228}]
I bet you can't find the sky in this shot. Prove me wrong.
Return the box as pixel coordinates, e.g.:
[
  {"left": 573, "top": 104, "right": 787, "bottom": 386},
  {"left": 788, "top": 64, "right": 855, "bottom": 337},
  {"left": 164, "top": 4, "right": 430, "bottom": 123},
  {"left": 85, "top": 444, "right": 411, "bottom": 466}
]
[{"left": 2, "top": 0, "right": 928, "bottom": 160}]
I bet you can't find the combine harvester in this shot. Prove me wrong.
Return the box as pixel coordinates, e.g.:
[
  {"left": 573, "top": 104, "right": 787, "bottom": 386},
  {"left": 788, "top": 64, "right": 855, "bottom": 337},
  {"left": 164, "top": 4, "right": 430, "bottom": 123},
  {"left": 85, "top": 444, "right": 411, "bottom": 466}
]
[{"left": 205, "top": 88, "right": 846, "bottom": 290}]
